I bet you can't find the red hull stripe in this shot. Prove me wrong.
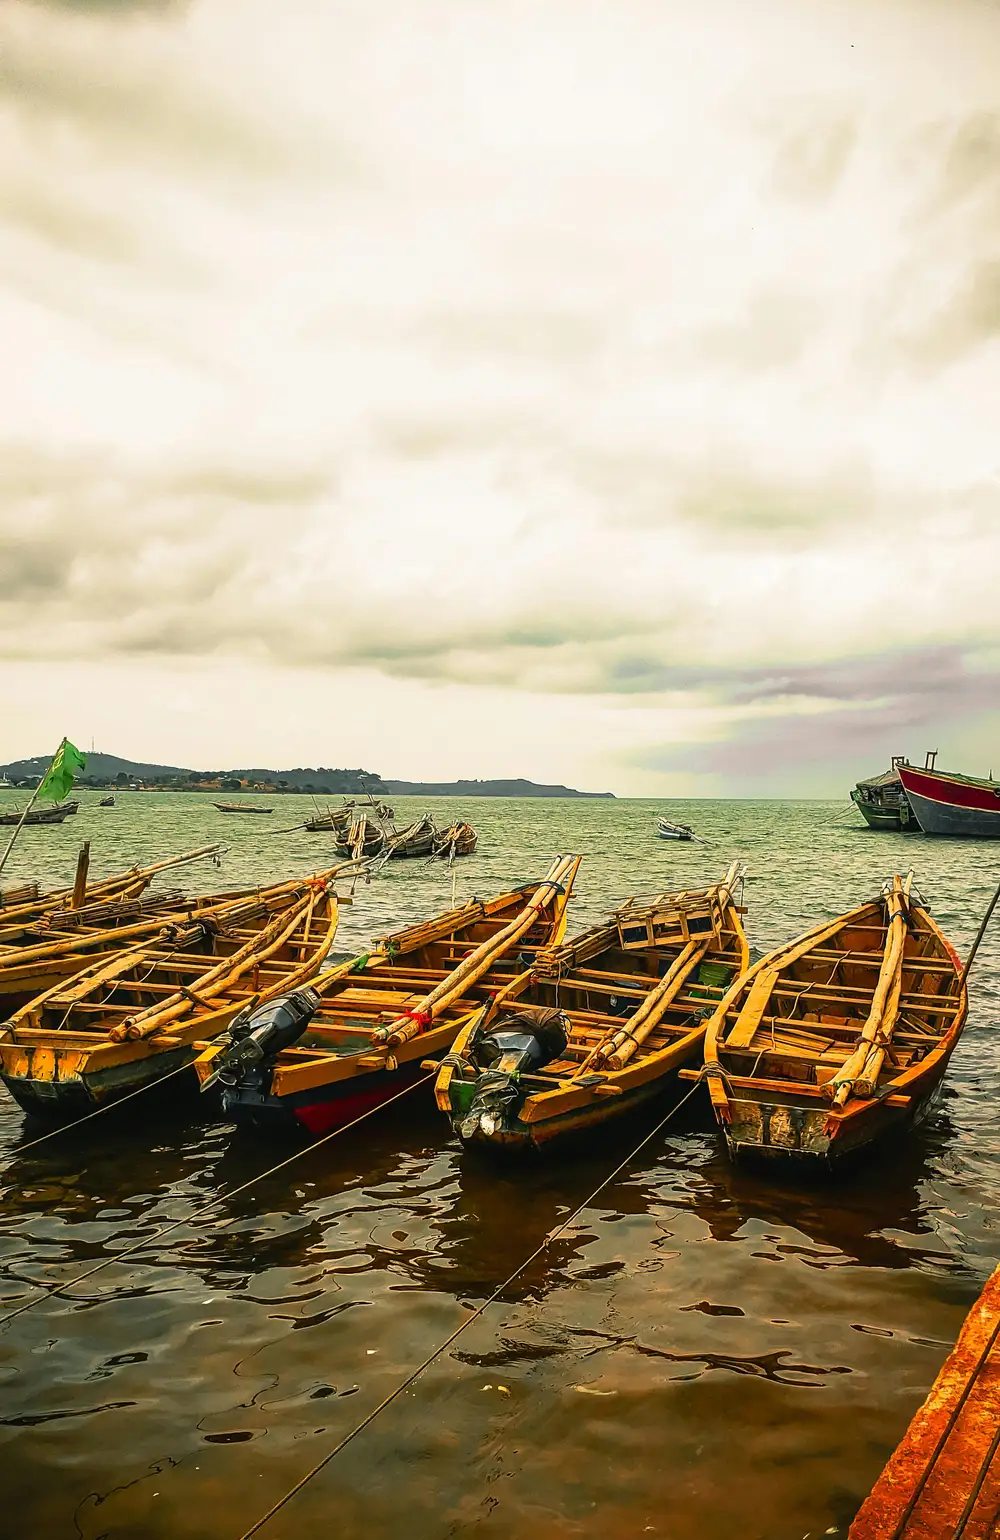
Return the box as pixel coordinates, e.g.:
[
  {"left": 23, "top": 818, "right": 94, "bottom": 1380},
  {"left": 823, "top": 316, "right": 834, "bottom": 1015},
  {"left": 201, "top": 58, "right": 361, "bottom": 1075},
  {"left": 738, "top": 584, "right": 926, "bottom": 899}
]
[{"left": 898, "top": 767, "right": 1000, "bottom": 816}]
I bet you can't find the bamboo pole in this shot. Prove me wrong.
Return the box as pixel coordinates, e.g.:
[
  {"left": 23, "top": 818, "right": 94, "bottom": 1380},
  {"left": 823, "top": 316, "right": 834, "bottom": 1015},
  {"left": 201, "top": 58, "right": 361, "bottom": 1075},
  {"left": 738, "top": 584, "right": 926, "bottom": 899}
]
[
  {"left": 589, "top": 940, "right": 709, "bottom": 1071},
  {"left": 108, "top": 885, "right": 334, "bottom": 1042},
  {"left": 71, "top": 842, "right": 91, "bottom": 910},
  {"left": 371, "top": 855, "right": 578, "bottom": 1048},
  {"left": 828, "top": 873, "right": 910, "bottom": 1105},
  {"left": 960, "top": 874, "right": 1000, "bottom": 989}
]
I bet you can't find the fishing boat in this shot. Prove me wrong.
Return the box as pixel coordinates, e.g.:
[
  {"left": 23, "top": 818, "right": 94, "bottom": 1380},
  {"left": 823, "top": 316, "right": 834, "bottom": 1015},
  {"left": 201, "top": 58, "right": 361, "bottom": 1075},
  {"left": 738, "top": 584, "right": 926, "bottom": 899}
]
[
  {"left": 0, "top": 872, "right": 344, "bottom": 1119},
  {"left": 0, "top": 801, "right": 78, "bottom": 827},
  {"left": 437, "top": 865, "right": 747, "bottom": 1151},
  {"left": 304, "top": 800, "right": 394, "bottom": 834},
  {"left": 699, "top": 873, "right": 967, "bottom": 1167},
  {"left": 897, "top": 752, "right": 1000, "bottom": 839},
  {"left": 215, "top": 802, "right": 273, "bottom": 814},
  {"left": 657, "top": 817, "right": 693, "bottom": 841},
  {"left": 336, "top": 811, "right": 388, "bottom": 862},
  {"left": 851, "top": 756, "right": 918, "bottom": 831},
  {"left": 193, "top": 855, "right": 581, "bottom": 1136},
  {"left": 433, "top": 821, "right": 478, "bottom": 858},
  {"left": 384, "top": 814, "right": 436, "bottom": 859},
  {"left": 99, "top": 795, "right": 116, "bottom": 807}
]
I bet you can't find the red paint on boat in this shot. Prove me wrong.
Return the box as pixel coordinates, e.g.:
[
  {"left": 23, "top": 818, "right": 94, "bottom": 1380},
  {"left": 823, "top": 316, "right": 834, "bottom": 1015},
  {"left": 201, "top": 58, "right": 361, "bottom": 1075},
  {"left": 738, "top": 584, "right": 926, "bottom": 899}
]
[
  {"left": 292, "top": 1069, "right": 421, "bottom": 1135},
  {"left": 898, "top": 765, "right": 1000, "bottom": 814}
]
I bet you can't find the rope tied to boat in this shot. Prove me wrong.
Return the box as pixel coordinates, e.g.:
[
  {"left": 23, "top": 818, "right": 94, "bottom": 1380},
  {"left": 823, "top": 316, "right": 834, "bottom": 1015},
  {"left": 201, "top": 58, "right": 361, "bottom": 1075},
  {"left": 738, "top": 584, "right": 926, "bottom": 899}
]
[{"left": 400, "top": 1007, "right": 433, "bottom": 1030}]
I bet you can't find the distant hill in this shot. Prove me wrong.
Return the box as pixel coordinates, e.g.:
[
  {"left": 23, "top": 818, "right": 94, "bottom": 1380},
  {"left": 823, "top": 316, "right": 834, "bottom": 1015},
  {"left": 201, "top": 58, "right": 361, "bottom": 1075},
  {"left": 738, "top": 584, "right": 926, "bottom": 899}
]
[
  {"left": 0, "top": 753, "right": 614, "bottom": 799},
  {"left": 381, "top": 778, "right": 612, "bottom": 798}
]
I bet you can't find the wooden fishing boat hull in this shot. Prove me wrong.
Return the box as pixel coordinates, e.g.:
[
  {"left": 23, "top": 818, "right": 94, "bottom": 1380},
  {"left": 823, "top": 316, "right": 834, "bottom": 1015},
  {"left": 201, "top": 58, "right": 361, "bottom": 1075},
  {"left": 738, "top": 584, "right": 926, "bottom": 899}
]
[
  {"left": 219, "top": 1053, "right": 427, "bottom": 1136},
  {"left": 898, "top": 764, "right": 1000, "bottom": 839},
  {"left": 453, "top": 1065, "right": 695, "bottom": 1152},
  {"left": 440, "top": 869, "right": 749, "bottom": 1154},
  {"left": 0, "top": 803, "right": 76, "bottom": 827},
  {"left": 0, "top": 1039, "right": 199, "bottom": 1117},
  {"left": 720, "top": 1068, "right": 949, "bottom": 1167},
  {"left": 657, "top": 822, "right": 693, "bottom": 841},
  {"left": 703, "top": 885, "right": 967, "bottom": 1170}
]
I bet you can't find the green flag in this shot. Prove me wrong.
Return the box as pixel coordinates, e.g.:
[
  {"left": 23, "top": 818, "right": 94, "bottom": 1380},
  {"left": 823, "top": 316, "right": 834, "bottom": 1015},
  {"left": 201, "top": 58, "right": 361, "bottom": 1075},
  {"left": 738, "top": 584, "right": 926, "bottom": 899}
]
[{"left": 37, "top": 738, "right": 87, "bottom": 803}]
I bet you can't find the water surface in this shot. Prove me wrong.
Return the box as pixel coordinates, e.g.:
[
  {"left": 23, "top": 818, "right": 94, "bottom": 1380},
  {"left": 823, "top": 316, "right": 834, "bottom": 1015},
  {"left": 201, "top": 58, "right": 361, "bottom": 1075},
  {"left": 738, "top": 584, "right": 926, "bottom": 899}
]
[{"left": 0, "top": 792, "right": 997, "bottom": 1539}]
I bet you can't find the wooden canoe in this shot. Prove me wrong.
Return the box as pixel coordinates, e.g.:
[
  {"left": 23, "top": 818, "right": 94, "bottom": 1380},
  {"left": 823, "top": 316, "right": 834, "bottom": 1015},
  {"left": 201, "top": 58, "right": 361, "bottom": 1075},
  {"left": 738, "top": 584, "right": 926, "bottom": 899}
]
[
  {"left": 433, "top": 821, "right": 478, "bottom": 858},
  {"left": 700, "top": 873, "right": 967, "bottom": 1167},
  {"left": 850, "top": 1262, "right": 1000, "bottom": 1539},
  {"left": 383, "top": 815, "right": 437, "bottom": 859},
  {"left": 436, "top": 865, "right": 748, "bottom": 1150},
  {"left": 215, "top": 802, "right": 273, "bottom": 814},
  {"left": 657, "top": 817, "right": 693, "bottom": 841},
  {"left": 0, "top": 872, "right": 342, "bottom": 1119},
  {"left": 192, "top": 855, "right": 581, "bottom": 1136},
  {"left": 0, "top": 801, "right": 78, "bottom": 826},
  {"left": 335, "top": 812, "right": 387, "bottom": 861}
]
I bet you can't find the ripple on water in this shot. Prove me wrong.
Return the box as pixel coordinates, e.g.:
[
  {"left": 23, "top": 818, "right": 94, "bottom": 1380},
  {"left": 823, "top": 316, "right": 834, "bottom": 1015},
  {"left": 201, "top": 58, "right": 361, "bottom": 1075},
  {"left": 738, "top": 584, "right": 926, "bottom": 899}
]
[{"left": 0, "top": 793, "right": 997, "bottom": 1538}]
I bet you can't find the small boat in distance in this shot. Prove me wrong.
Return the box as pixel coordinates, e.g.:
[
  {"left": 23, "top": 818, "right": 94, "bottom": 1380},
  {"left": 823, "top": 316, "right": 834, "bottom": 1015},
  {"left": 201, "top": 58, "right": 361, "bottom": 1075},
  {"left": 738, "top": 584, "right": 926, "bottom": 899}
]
[
  {"left": 657, "top": 817, "right": 693, "bottom": 841},
  {"left": 215, "top": 802, "right": 273, "bottom": 815},
  {"left": 0, "top": 801, "right": 78, "bottom": 826},
  {"left": 700, "top": 872, "right": 967, "bottom": 1167},
  {"left": 438, "top": 864, "right": 748, "bottom": 1151},
  {"left": 851, "top": 755, "right": 918, "bottom": 831},
  {"left": 897, "top": 751, "right": 1000, "bottom": 839},
  {"left": 99, "top": 795, "right": 116, "bottom": 807}
]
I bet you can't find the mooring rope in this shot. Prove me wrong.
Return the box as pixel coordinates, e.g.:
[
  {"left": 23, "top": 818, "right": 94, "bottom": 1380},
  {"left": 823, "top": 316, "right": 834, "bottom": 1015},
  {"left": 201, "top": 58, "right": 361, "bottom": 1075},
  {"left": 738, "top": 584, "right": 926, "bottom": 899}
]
[
  {"left": 0, "top": 1072, "right": 435, "bottom": 1330},
  {"left": 237, "top": 1078, "right": 704, "bottom": 1539},
  {"left": 2, "top": 1059, "right": 196, "bottom": 1162}
]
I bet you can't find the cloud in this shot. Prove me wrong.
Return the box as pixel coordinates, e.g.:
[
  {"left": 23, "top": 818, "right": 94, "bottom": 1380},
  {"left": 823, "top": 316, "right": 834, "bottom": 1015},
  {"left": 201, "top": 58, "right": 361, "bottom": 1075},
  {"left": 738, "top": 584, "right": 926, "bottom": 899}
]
[{"left": 1, "top": 0, "right": 1000, "bottom": 788}]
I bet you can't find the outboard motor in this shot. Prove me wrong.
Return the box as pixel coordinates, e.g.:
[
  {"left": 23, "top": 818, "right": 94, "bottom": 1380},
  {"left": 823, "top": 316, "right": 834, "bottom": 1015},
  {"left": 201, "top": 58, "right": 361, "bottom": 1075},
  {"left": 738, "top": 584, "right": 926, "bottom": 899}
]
[
  {"left": 460, "top": 1007, "right": 568, "bottom": 1141},
  {"left": 201, "top": 986, "right": 321, "bottom": 1091}
]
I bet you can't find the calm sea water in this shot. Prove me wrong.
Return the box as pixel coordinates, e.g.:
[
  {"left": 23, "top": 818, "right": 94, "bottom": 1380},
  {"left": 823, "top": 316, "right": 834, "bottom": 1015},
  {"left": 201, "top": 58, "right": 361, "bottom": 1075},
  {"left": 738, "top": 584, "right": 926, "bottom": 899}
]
[{"left": 0, "top": 791, "right": 998, "bottom": 1540}]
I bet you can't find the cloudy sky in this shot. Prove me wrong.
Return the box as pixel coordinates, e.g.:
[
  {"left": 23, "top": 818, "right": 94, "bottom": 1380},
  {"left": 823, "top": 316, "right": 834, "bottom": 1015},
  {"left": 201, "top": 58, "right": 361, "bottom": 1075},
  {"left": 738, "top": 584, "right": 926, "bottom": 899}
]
[{"left": 3, "top": 0, "right": 999, "bottom": 793}]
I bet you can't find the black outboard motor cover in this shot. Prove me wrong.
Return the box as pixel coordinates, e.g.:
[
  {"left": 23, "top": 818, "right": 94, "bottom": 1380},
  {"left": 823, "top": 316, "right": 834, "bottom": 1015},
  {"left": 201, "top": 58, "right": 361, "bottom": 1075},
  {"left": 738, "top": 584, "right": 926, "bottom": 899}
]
[
  {"left": 460, "top": 1007, "right": 567, "bottom": 1139},
  {"left": 206, "top": 986, "right": 321, "bottom": 1089}
]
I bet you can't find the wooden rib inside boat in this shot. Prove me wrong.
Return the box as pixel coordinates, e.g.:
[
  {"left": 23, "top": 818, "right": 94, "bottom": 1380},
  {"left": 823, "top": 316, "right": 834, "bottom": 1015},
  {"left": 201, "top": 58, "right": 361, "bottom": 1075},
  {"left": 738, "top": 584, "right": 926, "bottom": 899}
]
[
  {"left": 436, "top": 863, "right": 747, "bottom": 1150},
  {"left": 0, "top": 872, "right": 343, "bottom": 1120},
  {"left": 699, "top": 872, "right": 967, "bottom": 1166},
  {"left": 192, "top": 855, "right": 581, "bottom": 1136}
]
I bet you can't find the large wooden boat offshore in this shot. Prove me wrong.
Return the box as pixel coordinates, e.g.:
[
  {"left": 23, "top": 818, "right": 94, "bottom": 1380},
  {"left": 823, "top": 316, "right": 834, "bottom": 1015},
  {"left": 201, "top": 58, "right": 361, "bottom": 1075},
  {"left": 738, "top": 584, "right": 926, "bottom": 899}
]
[
  {"left": 0, "top": 801, "right": 78, "bottom": 826},
  {"left": 436, "top": 865, "right": 747, "bottom": 1151},
  {"left": 898, "top": 758, "right": 1000, "bottom": 839},
  {"left": 699, "top": 873, "right": 967, "bottom": 1166},
  {"left": 0, "top": 872, "right": 343, "bottom": 1119},
  {"left": 193, "top": 855, "right": 581, "bottom": 1136}
]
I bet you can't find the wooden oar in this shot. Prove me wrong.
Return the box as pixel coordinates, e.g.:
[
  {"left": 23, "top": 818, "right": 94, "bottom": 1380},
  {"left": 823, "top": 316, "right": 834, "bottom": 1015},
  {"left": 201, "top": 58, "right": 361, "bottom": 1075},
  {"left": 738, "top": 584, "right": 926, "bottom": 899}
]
[{"left": 960, "top": 874, "right": 1000, "bottom": 989}]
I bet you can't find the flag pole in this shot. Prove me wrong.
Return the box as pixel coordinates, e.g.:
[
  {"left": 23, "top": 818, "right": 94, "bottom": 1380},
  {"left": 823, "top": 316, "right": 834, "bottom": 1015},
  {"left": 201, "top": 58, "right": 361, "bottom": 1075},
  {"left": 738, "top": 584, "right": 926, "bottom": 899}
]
[{"left": 0, "top": 739, "right": 64, "bottom": 881}]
